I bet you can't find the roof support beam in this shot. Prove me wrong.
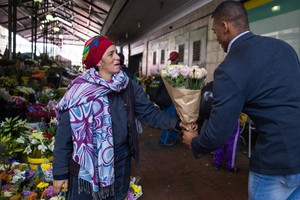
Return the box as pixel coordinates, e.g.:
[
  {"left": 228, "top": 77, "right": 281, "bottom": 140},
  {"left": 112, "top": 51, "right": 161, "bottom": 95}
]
[
  {"left": 52, "top": 0, "right": 102, "bottom": 26},
  {"left": 101, "top": 0, "right": 127, "bottom": 35},
  {"left": 81, "top": 0, "right": 108, "bottom": 14},
  {"left": 71, "top": 20, "right": 99, "bottom": 35}
]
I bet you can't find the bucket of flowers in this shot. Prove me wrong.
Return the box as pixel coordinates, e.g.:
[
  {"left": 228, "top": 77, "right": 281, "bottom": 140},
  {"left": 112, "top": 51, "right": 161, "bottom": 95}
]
[
  {"left": 161, "top": 64, "right": 207, "bottom": 127},
  {"left": 16, "top": 119, "right": 57, "bottom": 169}
]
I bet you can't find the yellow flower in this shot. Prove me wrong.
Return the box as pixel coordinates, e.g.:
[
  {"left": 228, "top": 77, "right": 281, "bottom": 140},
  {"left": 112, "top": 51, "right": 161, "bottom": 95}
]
[
  {"left": 41, "top": 163, "right": 51, "bottom": 171},
  {"left": 37, "top": 182, "right": 49, "bottom": 189},
  {"left": 131, "top": 184, "right": 141, "bottom": 195},
  {"left": 30, "top": 130, "right": 44, "bottom": 141}
]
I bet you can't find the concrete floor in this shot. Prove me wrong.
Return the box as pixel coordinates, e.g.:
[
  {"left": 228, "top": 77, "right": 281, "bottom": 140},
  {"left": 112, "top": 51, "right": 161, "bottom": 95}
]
[{"left": 133, "top": 125, "right": 249, "bottom": 200}]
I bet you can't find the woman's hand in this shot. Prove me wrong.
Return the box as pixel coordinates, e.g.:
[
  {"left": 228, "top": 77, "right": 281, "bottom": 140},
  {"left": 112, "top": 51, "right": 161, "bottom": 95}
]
[{"left": 53, "top": 179, "right": 68, "bottom": 195}]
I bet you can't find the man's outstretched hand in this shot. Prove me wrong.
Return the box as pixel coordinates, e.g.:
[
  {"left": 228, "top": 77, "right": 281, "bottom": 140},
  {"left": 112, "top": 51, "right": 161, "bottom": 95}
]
[{"left": 182, "top": 129, "right": 198, "bottom": 148}]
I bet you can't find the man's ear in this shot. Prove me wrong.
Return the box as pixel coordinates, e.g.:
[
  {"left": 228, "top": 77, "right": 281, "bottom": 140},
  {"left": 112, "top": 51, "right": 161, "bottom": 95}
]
[{"left": 222, "top": 21, "right": 229, "bottom": 33}]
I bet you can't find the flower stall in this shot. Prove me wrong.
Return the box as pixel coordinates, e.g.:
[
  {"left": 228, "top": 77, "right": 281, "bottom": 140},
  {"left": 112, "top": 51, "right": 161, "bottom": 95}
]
[{"left": 0, "top": 161, "right": 65, "bottom": 200}]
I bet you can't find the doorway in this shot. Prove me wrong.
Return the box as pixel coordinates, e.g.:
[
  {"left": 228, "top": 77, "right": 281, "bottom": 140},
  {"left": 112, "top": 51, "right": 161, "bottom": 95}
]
[{"left": 129, "top": 53, "right": 142, "bottom": 78}]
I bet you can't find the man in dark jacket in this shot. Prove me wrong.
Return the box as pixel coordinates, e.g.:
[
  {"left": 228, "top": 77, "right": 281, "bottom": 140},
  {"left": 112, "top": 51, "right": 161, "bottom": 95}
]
[
  {"left": 182, "top": 1, "right": 300, "bottom": 199},
  {"left": 118, "top": 53, "right": 133, "bottom": 79}
]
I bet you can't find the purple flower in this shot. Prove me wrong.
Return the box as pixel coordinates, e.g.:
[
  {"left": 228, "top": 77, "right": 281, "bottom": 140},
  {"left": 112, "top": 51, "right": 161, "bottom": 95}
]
[
  {"left": 26, "top": 170, "right": 36, "bottom": 178},
  {"left": 168, "top": 68, "right": 180, "bottom": 78},
  {"left": 23, "top": 190, "right": 34, "bottom": 196},
  {"left": 44, "top": 186, "right": 55, "bottom": 197},
  {"left": 180, "top": 66, "right": 190, "bottom": 78},
  {"left": 1, "top": 184, "right": 13, "bottom": 191},
  {"left": 126, "top": 190, "right": 134, "bottom": 200}
]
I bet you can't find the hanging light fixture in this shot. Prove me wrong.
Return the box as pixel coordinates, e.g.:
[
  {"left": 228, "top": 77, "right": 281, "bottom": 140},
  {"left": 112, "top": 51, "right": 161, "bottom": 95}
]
[
  {"left": 34, "top": 0, "right": 43, "bottom": 3},
  {"left": 53, "top": 26, "right": 60, "bottom": 32},
  {"left": 271, "top": 5, "right": 280, "bottom": 12},
  {"left": 46, "top": 13, "right": 54, "bottom": 21},
  {"left": 39, "top": 24, "right": 45, "bottom": 30}
]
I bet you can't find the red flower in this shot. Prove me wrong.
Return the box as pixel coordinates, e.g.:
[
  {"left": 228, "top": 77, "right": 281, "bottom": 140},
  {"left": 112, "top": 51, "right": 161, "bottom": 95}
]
[{"left": 42, "top": 132, "right": 53, "bottom": 139}]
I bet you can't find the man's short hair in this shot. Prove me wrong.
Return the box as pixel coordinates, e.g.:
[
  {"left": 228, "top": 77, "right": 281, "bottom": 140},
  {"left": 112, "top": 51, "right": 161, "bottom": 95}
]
[{"left": 118, "top": 53, "right": 125, "bottom": 65}]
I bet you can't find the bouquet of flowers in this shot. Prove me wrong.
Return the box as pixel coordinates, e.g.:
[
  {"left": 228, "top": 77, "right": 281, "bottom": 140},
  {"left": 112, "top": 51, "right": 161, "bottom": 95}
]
[
  {"left": 161, "top": 64, "right": 207, "bottom": 124},
  {"left": 126, "top": 176, "right": 143, "bottom": 200}
]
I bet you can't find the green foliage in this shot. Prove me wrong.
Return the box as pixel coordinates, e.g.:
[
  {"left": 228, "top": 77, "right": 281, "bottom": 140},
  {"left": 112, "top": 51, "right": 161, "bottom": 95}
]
[
  {"left": 0, "top": 116, "right": 31, "bottom": 139},
  {"left": 0, "top": 134, "right": 24, "bottom": 164},
  {"left": 0, "top": 58, "right": 17, "bottom": 67},
  {"left": 0, "top": 116, "right": 31, "bottom": 163},
  {"left": 20, "top": 67, "right": 32, "bottom": 76},
  {"left": 0, "top": 76, "right": 19, "bottom": 88},
  {"left": 0, "top": 116, "right": 31, "bottom": 140},
  {"left": 36, "top": 88, "right": 60, "bottom": 103}
]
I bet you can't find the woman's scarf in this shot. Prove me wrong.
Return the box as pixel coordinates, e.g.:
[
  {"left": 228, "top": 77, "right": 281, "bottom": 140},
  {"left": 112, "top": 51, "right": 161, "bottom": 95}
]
[{"left": 56, "top": 68, "right": 129, "bottom": 197}]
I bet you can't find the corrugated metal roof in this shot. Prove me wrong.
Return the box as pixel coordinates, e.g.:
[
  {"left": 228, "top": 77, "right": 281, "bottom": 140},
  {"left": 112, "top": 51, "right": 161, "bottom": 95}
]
[
  {"left": 0, "top": 0, "right": 112, "bottom": 46},
  {"left": 0, "top": 0, "right": 210, "bottom": 47}
]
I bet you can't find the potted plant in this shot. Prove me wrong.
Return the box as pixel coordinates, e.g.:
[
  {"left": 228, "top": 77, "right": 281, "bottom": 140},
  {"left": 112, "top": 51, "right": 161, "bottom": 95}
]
[
  {"left": 16, "top": 118, "right": 57, "bottom": 168},
  {"left": 20, "top": 67, "right": 32, "bottom": 86}
]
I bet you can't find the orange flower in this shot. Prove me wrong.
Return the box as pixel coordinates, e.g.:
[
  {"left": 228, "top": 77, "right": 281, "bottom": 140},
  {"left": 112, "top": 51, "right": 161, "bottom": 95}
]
[
  {"left": 0, "top": 171, "right": 7, "bottom": 180},
  {"left": 28, "top": 192, "right": 38, "bottom": 200},
  {"left": 9, "top": 194, "right": 21, "bottom": 200},
  {"left": 32, "top": 73, "right": 46, "bottom": 78}
]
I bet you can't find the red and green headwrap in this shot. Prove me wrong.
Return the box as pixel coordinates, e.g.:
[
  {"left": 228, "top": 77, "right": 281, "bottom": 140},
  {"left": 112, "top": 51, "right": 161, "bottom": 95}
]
[{"left": 82, "top": 35, "right": 114, "bottom": 69}]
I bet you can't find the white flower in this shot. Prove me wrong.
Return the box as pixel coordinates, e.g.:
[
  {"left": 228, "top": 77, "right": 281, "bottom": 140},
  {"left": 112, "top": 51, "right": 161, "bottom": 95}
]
[
  {"left": 4, "top": 191, "right": 13, "bottom": 197},
  {"left": 13, "top": 169, "right": 21, "bottom": 174},
  {"left": 199, "top": 68, "right": 208, "bottom": 78},
  {"left": 16, "top": 136, "right": 26, "bottom": 144},
  {"left": 10, "top": 171, "right": 26, "bottom": 184},
  {"left": 189, "top": 66, "right": 207, "bottom": 79},
  {"left": 48, "top": 138, "right": 55, "bottom": 151},
  {"left": 16, "top": 86, "right": 35, "bottom": 94},
  {"left": 38, "top": 143, "right": 47, "bottom": 153},
  {"left": 11, "top": 161, "right": 21, "bottom": 168},
  {"left": 31, "top": 138, "right": 40, "bottom": 145},
  {"left": 24, "top": 145, "right": 32, "bottom": 154}
]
